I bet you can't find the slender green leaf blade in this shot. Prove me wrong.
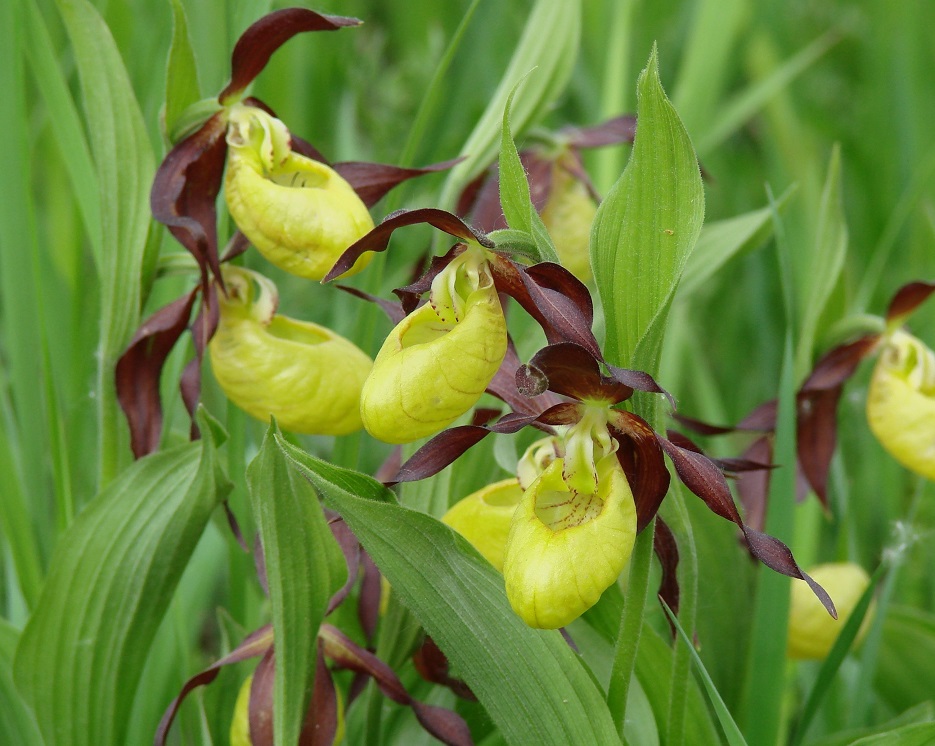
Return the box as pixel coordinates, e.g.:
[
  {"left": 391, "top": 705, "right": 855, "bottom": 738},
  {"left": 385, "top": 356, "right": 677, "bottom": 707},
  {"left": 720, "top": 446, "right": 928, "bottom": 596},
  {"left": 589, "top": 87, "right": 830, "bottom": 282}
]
[
  {"left": 163, "top": 0, "right": 202, "bottom": 139},
  {"left": 278, "top": 437, "right": 621, "bottom": 746},
  {"left": 13, "top": 410, "right": 230, "bottom": 746},
  {"left": 246, "top": 423, "right": 346, "bottom": 746},
  {"left": 590, "top": 46, "right": 705, "bottom": 372},
  {"left": 0, "top": 621, "right": 42, "bottom": 746},
  {"left": 850, "top": 723, "right": 935, "bottom": 746}
]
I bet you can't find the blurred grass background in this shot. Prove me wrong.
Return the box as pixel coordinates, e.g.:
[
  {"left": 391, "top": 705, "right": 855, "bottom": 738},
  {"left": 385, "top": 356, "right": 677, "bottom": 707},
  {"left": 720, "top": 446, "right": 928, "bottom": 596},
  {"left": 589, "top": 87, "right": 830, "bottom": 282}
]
[{"left": 4, "top": 0, "right": 935, "bottom": 743}]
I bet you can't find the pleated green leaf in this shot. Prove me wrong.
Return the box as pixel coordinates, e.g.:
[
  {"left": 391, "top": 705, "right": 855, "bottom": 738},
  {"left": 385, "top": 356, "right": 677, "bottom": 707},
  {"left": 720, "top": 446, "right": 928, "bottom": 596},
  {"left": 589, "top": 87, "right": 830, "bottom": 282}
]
[
  {"left": 13, "top": 409, "right": 230, "bottom": 746},
  {"left": 246, "top": 423, "right": 346, "bottom": 746},
  {"left": 0, "top": 620, "right": 42, "bottom": 746},
  {"left": 590, "top": 46, "right": 705, "bottom": 372},
  {"left": 277, "top": 435, "right": 621, "bottom": 746}
]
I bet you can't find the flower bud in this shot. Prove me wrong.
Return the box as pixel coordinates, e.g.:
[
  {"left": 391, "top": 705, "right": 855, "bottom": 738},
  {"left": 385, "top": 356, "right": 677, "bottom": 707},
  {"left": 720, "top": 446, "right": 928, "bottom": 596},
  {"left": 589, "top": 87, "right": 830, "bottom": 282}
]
[
  {"left": 360, "top": 251, "right": 507, "bottom": 443},
  {"left": 224, "top": 105, "right": 374, "bottom": 280},
  {"left": 442, "top": 479, "right": 524, "bottom": 571},
  {"left": 539, "top": 153, "right": 597, "bottom": 282},
  {"left": 866, "top": 330, "right": 935, "bottom": 480},
  {"left": 787, "top": 562, "right": 873, "bottom": 660},
  {"left": 503, "top": 455, "right": 636, "bottom": 629},
  {"left": 209, "top": 267, "right": 372, "bottom": 435}
]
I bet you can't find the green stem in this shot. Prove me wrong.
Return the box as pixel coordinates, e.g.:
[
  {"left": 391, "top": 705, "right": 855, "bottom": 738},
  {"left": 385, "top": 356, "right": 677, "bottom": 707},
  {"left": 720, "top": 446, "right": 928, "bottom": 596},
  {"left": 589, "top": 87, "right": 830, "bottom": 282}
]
[{"left": 606, "top": 520, "right": 655, "bottom": 737}]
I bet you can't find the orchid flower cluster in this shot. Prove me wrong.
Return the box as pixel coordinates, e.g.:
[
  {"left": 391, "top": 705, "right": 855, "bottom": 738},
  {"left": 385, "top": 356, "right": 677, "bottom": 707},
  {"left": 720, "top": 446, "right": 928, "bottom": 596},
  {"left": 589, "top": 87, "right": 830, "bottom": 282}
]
[{"left": 117, "top": 6, "right": 858, "bottom": 743}]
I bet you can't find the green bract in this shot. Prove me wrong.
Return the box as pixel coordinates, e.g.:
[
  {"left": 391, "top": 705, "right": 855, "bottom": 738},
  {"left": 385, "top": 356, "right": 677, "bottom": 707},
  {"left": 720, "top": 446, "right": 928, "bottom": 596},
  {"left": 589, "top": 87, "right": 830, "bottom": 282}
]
[
  {"left": 442, "top": 479, "right": 524, "bottom": 572},
  {"left": 359, "top": 246, "right": 508, "bottom": 443},
  {"left": 503, "top": 454, "right": 637, "bottom": 629},
  {"left": 209, "top": 267, "right": 372, "bottom": 435},
  {"left": 866, "top": 330, "right": 935, "bottom": 481},
  {"left": 224, "top": 105, "right": 374, "bottom": 280}
]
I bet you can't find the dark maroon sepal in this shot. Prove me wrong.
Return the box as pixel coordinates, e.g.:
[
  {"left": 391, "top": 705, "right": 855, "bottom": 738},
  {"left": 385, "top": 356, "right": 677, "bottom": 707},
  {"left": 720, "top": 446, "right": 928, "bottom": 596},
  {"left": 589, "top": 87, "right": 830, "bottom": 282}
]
[
  {"left": 521, "top": 342, "right": 633, "bottom": 403},
  {"left": 653, "top": 517, "right": 680, "bottom": 634},
  {"left": 219, "top": 9, "right": 362, "bottom": 103},
  {"left": 487, "top": 255, "right": 600, "bottom": 356},
  {"left": 657, "top": 436, "right": 836, "bottom": 617},
  {"left": 393, "top": 245, "right": 464, "bottom": 314},
  {"left": 335, "top": 157, "right": 464, "bottom": 208},
  {"left": 563, "top": 114, "right": 637, "bottom": 149},
  {"left": 150, "top": 113, "right": 228, "bottom": 287},
  {"left": 735, "top": 436, "right": 773, "bottom": 533},
  {"left": 324, "top": 208, "right": 492, "bottom": 283},
  {"left": 413, "top": 637, "right": 477, "bottom": 701},
  {"left": 336, "top": 284, "right": 406, "bottom": 324},
  {"left": 325, "top": 517, "right": 361, "bottom": 614},
  {"left": 320, "top": 625, "right": 474, "bottom": 746},
  {"left": 609, "top": 411, "right": 670, "bottom": 532},
  {"left": 886, "top": 280, "right": 935, "bottom": 324},
  {"left": 116, "top": 289, "right": 199, "bottom": 458},
  {"left": 155, "top": 624, "right": 274, "bottom": 745},
  {"left": 603, "top": 362, "right": 674, "bottom": 406},
  {"left": 357, "top": 551, "right": 382, "bottom": 644},
  {"left": 180, "top": 284, "right": 220, "bottom": 441}
]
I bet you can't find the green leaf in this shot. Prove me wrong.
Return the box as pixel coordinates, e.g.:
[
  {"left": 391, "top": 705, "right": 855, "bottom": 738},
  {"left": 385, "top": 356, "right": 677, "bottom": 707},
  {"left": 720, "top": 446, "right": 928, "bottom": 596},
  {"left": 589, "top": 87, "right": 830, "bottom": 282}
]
[
  {"left": 876, "top": 606, "right": 935, "bottom": 713},
  {"left": 678, "top": 187, "right": 795, "bottom": 300},
  {"left": 277, "top": 436, "right": 622, "bottom": 746},
  {"left": 246, "top": 422, "right": 346, "bottom": 746},
  {"left": 163, "top": 0, "right": 202, "bottom": 141},
  {"left": 440, "top": 0, "right": 581, "bottom": 207},
  {"left": 850, "top": 723, "right": 935, "bottom": 746},
  {"left": 663, "top": 603, "right": 748, "bottom": 746},
  {"left": 590, "top": 46, "right": 705, "bottom": 373},
  {"left": 0, "top": 620, "right": 42, "bottom": 746},
  {"left": 498, "top": 75, "right": 559, "bottom": 264},
  {"left": 56, "top": 0, "right": 156, "bottom": 484},
  {"left": 13, "top": 409, "right": 230, "bottom": 746},
  {"left": 796, "top": 144, "right": 847, "bottom": 375}
]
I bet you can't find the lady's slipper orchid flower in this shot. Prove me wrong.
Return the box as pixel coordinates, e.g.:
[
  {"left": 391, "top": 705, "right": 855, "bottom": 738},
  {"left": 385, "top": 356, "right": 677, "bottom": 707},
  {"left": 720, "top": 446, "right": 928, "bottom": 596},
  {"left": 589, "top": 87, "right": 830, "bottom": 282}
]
[
  {"left": 537, "top": 149, "right": 598, "bottom": 281},
  {"left": 788, "top": 562, "right": 873, "bottom": 660},
  {"left": 209, "top": 266, "right": 372, "bottom": 435},
  {"left": 224, "top": 104, "right": 375, "bottom": 280},
  {"left": 359, "top": 243, "right": 508, "bottom": 443},
  {"left": 866, "top": 330, "right": 935, "bottom": 481},
  {"left": 442, "top": 479, "right": 523, "bottom": 572}
]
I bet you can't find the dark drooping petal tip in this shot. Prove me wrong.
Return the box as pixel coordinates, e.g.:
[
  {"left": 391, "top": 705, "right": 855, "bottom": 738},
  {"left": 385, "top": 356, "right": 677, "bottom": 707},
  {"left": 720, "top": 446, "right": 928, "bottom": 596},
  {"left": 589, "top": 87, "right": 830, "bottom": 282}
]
[
  {"left": 335, "top": 157, "right": 464, "bottom": 208},
  {"left": 886, "top": 280, "right": 935, "bottom": 325},
  {"left": 220, "top": 8, "right": 362, "bottom": 102}
]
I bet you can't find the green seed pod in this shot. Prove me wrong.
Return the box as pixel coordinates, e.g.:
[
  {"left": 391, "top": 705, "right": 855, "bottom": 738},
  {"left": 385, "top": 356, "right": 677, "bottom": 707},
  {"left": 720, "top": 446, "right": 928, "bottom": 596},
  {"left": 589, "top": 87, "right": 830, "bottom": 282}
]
[
  {"left": 224, "top": 105, "right": 374, "bottom": 280},
  {"left": 866, "top": 330, "right": 935, "bottom": 481},
  {"left": 539, "top": 154, "right": 597, "bottom": 282},
  {"left": 503, "top": 455, "right": 637, "bottom": 629},
  {"left": 787, "top": 562, "right": 873, "bottom": 660},
  {"left": 209, "top": 267, "right": 372, "bottom": 435},
  {"left": 359, "top": 270, "right": 507, "bottom": 444},
  {"left": 442, "top": 479, "right": 524, "bottom": 572}
]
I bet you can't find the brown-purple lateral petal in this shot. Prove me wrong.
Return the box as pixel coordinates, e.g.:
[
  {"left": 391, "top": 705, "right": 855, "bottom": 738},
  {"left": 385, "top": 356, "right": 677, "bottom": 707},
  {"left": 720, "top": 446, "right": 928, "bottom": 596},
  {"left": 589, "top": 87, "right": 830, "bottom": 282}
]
[
  {"left": 795, "top": 387, "right": 843, "bottom": 508},
  {"left": 305, "top": 643, "right": 339, "bottom": 746},
  {"left": 155, "top": 624, "right": 274, "bottom": 745},
  {"left": 150, "top": 114, "right": 228, "bottom": 287},
  {"left": 653, "top": 517, "right": 680, "bottom": 631},
  {"left": 393, "top": 245, "right": 464, "bottom": 315},
  {"left": 320, "top": 624, "right": 474, "bottom": 746},
  {"left": 413, "top": 637, "right": 476, "bottom": 701},
  {"left": 670, "top": 413, "right": 736, "bottom": 437},
  {"left": 658, "top": 437, "right": 836, "bottom": 617},
  {"left": 335, "top": 157, "right": 464, "bottom": 208},
  {"left": 219, "top": 9, "right": 361, "bottom": 103},
  {"left": 180, "top": 284, "right": 220, "bottom": 440},
  {"left": 324, "top": 208, "right": 492, "bottom": 283},
  {"left": 735, "top": 436, "right": 773, "bottom": 534},
  {"left": 603, "top": 363, "right": 673, "bottom": 407},
  {"left": 737, "top": 400, "right": 778, "bottom": 431},
  {"left": 524, "top": 262, "right": 594, "bottom": 329},
  {"left": 248, "top": 648, "right": 276, "bottom": 746},
  {"left": 326, "top": 517, "right": 361, "bottom": 615},
  {"left": 886, "top": 280, "right": 935, "bottom": 324},
  {"left": 223, "top": 500, "right": 250, "bottom": 553},
  {"left": 115, "top": 289, "right": 198, "bottom": 459},
  {"left": 800, "top": 335, "right": 881, "bottom": 392},
  {"left": 610, "top": 412, "right": 670, "bottom": 532},
  {"left": 336, "top": 284, "right": 406, "bottom": 325},
  {"left": 357, "top": 551, "right": 381, "bottom": 644},
  {"left": 564, "top": 114, "right": 637, "bottom": 149},
  {"left": 525, "top": 342, "right": 632, "bottom": 403}
]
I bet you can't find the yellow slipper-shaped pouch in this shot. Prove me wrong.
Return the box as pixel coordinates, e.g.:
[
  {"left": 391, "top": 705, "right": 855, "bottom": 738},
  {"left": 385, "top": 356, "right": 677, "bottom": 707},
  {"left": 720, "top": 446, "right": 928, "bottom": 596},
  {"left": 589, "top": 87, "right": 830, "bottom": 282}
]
[
  {"left": 503, "top": 455, "right": 636, "bottom": 629},
  {"left": 209, "top": 267, "right": 372, "bottom": 435},
  {"left": 539, "top": 153, "right": 597, "bottom": 282},
  {"left": 442, "top": 479, "right": 524, "bottom": 572},
  {"left": 866, "top": 330, "right": 935, "bottom": 481},
  {"left": 359, "top": 258, "right": 507, "bottom": 443},
  {"left": 225, "top": 105, "right": 374, "bottom": 280}
]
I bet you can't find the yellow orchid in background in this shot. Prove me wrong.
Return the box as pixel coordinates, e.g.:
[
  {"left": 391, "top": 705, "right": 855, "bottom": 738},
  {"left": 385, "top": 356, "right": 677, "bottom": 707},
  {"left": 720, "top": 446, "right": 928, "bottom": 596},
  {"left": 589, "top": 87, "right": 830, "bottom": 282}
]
[
  {"left": 538, "top": 150, "right": 598, "bottom": 282},
  {"left": 442, "top": 479, "right": 523, "bottom": 572},
  {"left": 209, "top": 266, "right": 372, "bottom": 435},
  {"left": 866, "top": 329, "right": 935, "bottom": 481},
  {"left": 788, "top": 562, "right": 874, "bottom": 660},
  {"left": 359, "top": 243, "right": 508, "bottom": 443},
  {"left": 224, "top": 104, "right": 374, "bottom": 280}
]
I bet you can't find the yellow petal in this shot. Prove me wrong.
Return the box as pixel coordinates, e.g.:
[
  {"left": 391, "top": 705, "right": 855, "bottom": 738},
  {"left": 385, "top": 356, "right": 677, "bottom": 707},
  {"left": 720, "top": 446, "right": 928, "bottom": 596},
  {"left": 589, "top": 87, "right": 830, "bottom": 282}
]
[
  {"left": 209, "top": 269, "right": 372, "bottom": 435},
  {"left": 503, "top": 456, "right": 636, "bottom": 629},
  {"left": 359, "top": 281, "right": 507, "bottom": 443},
  {"left": 224, "top": 108, "right": 374, "bottom": 280},
  {"left": 540, "top": 156, "right": 597, "bottom": 282},
  {"left": 866, "top": 330, "right": 935, "bottom": 481},
  {"left": 787, "top": 562, "right": 873, "bottom": 660},
  {"left": 229, "top": 675, "right": 253, "bottom": 746},
  {"left": 442, "top": 479, "right": 524, "bottom": 571}
]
